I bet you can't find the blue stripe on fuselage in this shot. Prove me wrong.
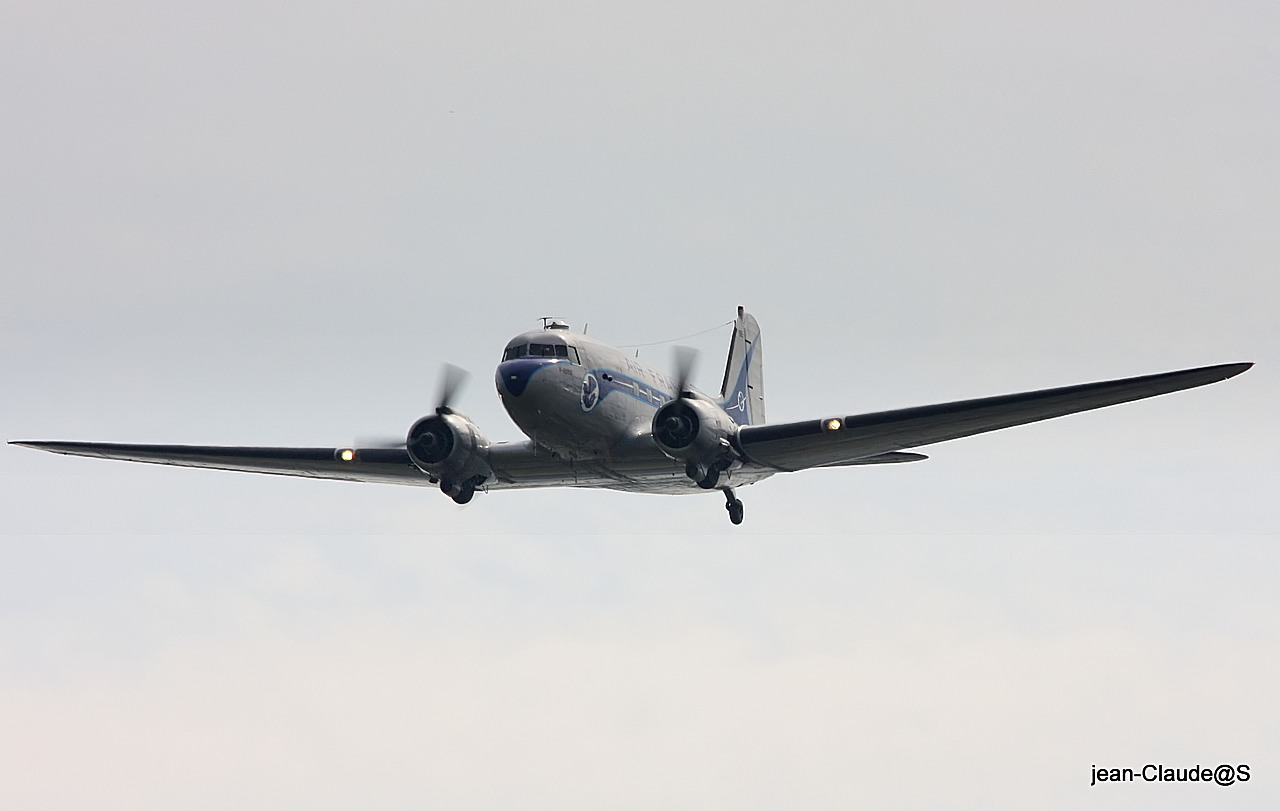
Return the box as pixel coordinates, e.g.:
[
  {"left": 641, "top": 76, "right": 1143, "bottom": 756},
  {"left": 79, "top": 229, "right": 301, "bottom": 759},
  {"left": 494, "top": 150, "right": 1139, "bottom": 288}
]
[
  {"left": 496, "top": 358, "right": 569, "bottom": 396},
  {"left": 589, "top": 369, "right": 673, "bottom": 409}
]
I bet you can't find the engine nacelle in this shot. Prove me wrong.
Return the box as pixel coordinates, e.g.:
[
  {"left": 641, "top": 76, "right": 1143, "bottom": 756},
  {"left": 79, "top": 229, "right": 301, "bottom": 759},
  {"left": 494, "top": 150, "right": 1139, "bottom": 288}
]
[
  {"left": 651, "top": 397, "right": 742, "bottom": 489},
  {"left": 406, "top": 412, "right": 493, "bottom": 490}
]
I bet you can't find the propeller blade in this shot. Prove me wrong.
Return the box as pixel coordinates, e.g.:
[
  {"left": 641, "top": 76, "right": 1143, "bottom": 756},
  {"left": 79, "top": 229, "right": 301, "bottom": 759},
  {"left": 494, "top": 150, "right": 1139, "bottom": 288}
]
[
  {"left": 672, "top": 345, "right": 698, "bottom": 398},
  {"left": 437, "top": 363, "right": 470, "bottom": 414}
]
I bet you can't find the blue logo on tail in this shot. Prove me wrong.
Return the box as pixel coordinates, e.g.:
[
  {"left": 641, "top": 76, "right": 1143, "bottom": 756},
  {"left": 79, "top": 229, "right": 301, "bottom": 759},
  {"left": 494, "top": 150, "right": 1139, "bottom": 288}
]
[
  {"left": 724, "top": 390, "right": 747, "bottom": 416},
  {"left": 720, "top": 344, "right": 755, "bottom": 426}
]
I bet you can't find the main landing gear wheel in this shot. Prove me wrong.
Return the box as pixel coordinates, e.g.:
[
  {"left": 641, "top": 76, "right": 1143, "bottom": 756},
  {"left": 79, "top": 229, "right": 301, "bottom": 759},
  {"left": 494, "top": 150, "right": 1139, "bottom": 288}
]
[
  {"left": 440, "top": 476, "right": 476, "bottom": 505},
  {"left": 722, "top": 487, "right": 744, "bottom": 525}
]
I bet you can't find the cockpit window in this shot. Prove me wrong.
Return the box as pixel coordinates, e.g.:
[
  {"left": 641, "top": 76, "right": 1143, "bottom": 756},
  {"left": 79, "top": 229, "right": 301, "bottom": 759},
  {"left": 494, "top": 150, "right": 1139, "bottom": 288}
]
[
  {"left": 503, "top": 343, "right": 580, "bottom": 364},
  {"left": 529, "top": 343, "right": 562, "bottom": 357}
]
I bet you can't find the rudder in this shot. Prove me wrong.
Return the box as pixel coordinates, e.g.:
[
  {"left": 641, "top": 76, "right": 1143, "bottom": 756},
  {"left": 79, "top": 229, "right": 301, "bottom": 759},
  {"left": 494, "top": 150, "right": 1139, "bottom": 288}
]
[{"left": 719, "top": 306, "right": 765, "bottom": 426}]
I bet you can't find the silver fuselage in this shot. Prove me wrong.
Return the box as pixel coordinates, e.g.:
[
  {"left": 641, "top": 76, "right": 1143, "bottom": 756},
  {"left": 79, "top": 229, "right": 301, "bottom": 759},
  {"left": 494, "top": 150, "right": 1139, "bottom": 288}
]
[{"left": 493, "top": 327, "right": 771, "bottom": 494}]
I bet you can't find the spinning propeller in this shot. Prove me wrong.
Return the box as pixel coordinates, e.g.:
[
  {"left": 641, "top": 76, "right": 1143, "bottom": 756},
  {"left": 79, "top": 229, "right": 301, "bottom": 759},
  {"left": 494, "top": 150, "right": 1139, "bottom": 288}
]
[
  {"left": 350, "top": 364, "right": 471, "bottom": 451},
  {"left": 434, "top": 363, "right": 469, "bottom": 415},
  {"left": 671, "top": 345, "right": 698, "bottom": 399},
  {"left": 402, "top": 363, "right": 472, "bottom": 465},
  {"left": 654, "top": 346, "right": 702, "bottom": 449}
]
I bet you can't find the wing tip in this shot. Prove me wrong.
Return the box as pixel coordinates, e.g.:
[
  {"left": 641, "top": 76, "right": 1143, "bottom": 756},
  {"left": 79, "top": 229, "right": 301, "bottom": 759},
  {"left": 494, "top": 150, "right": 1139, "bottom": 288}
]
[
  {"left": 1222, "top": 362, "right": 1253, "bottom": 379},
  {"left": 1174, "top": 362, "right": 1252, "bottom": 382},
  {"left": 1197, "top": 361, "right": 1253, "bottom": 386},
  {"left": 10, "top": 440, "right": 83, "bottom": 456}
]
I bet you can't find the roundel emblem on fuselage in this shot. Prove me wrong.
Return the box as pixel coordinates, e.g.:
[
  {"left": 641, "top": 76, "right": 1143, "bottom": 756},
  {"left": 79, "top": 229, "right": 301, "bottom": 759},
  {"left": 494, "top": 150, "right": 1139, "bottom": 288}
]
[{"left": 580, "top": 372, "right": 600, "bottom": 412}]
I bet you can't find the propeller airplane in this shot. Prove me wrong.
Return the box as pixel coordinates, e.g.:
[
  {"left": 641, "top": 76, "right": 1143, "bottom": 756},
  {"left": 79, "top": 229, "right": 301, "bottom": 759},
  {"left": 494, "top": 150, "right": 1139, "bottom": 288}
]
[{"left": 11, "top": 308, "right": 1251, "bottom": 525}]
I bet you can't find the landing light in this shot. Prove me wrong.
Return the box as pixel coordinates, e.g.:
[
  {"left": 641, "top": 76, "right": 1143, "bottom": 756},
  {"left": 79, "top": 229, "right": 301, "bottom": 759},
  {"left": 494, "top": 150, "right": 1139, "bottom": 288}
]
[
  {"left": 339, "top": 448, "right": 355, "bottom": 462},
  {"left": 823, "top": 418, "right": 842, "bottom": 432}
]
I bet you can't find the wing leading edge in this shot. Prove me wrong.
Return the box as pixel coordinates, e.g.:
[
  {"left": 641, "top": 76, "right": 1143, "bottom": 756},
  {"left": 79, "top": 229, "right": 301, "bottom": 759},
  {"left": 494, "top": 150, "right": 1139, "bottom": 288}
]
[
  {"left": 736, "top": 362, "right": 1252, "bottom": 472},
  {"left": 7, "top": 440, "right": 636, "bottom": 491},
  {"left": 8, "top": 442, "right": 433, "bottom": 485}
]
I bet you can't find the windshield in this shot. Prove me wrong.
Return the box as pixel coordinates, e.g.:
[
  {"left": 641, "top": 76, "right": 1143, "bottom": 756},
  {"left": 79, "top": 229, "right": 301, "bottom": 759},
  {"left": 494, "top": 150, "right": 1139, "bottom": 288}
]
[{"left": 503, "top": 344, "right": 580, "bottom": 364}]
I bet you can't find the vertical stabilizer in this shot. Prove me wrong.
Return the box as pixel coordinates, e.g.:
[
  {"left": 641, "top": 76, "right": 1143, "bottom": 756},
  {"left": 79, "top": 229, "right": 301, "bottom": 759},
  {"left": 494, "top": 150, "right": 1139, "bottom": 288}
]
[{"left": 719, "top": 306, "right": 765, "bottom": 426}]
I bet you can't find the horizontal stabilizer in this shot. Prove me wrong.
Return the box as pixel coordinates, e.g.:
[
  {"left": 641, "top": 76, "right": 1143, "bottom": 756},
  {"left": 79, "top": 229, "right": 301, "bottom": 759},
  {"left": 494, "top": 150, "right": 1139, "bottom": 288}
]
[{"left": 821, "top": 451, "right": 927, "bottom": 467}]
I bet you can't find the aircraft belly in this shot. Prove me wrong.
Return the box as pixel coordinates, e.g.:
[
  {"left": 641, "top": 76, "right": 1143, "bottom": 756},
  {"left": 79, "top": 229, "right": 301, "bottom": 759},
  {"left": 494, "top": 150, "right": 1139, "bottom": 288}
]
[{"left": 484, "top": 438, "right": 774, "bottom": 494}]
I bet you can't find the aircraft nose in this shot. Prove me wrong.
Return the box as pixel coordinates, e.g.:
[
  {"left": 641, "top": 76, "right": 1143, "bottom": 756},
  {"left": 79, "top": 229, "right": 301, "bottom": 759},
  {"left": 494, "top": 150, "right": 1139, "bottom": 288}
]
[{"left": 496, "top": 358, "right": 564, "bottom": 397}]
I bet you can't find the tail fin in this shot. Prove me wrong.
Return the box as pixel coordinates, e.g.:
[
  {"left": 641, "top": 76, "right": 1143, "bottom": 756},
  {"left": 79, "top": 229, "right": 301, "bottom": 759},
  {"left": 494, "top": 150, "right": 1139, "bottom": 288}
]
[{"left": 719, "top": 306, "right": 765, "bottom": 426}]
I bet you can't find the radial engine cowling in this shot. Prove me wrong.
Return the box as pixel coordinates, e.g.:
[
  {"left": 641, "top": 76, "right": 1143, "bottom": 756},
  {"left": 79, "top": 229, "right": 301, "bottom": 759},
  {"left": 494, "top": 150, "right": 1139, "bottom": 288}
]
[
  {"left": 651, "top": 397, "right": 741, "bottom": 489},
  {"left": 406, "top": 412, "right": 493, "bottom": 487}
]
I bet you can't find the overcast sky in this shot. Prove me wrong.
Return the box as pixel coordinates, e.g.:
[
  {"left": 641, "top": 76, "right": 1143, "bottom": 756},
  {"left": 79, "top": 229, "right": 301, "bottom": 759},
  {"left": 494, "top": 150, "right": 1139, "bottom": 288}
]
[{"left": 2, "top": 0, "right": 1277, "bottom": 807}]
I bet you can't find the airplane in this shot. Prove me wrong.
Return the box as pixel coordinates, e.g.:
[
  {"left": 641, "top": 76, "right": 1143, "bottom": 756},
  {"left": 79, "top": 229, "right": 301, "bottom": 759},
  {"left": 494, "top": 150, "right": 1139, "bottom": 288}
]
[{"left": 11, "top": 307, "right": 1251, "bottom": 525}]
